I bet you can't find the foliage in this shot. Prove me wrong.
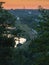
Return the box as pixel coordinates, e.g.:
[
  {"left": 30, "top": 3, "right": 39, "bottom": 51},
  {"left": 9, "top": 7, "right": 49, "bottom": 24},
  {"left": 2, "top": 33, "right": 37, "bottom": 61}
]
[
  {"left": 28, "top": 8, "right": 49, "bottom": 65},
  {"left": 1, "top": 3, "right": 49, "bottom": 65},
  {"left": 0, "top": 3, "right": 16, "bottom": 65}
]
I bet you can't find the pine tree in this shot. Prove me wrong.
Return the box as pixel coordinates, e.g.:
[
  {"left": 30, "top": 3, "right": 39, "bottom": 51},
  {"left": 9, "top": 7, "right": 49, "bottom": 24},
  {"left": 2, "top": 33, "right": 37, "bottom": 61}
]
[
  {"left": 0, "top": 2, "right": 16, "bottom": 65},
  {"left": 28, "top": 7, "right": 49, "bottom": 65}
]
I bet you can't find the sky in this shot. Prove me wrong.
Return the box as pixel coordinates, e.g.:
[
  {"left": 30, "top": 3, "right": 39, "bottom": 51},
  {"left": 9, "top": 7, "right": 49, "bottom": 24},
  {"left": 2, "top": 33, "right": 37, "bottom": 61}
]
[{"left": 0, "top": 0, "right": 49, "bottom": 9}]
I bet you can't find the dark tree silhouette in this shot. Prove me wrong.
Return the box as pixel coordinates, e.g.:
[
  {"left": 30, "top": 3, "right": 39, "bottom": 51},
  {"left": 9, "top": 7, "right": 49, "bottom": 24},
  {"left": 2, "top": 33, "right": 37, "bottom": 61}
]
[
  {"left": 0, "top": 2, "right": 16, "bottom": 65},
  {"left": 28, "top": 7, "right": 49, "bottom": 65}
]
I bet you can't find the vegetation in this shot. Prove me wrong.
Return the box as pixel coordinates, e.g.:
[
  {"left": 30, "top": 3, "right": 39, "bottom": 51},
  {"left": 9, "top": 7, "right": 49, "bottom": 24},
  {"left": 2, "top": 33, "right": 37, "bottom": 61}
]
[
  {"left": 0, "top": 2, "right": 16, "bottom": 65},
  {"left": 0, "top": 2, "right": 49, "bottom": 65},
  {"left": 28, "top": 7, "right": 49, "bottom": 65},
  {"left": 0, "top": 2, "right": 30, "bottom": 65}
]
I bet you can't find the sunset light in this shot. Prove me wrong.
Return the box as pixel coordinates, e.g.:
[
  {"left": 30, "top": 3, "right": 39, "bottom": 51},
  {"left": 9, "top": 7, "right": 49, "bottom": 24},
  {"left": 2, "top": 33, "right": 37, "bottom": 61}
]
[{"left": 0, "top": 0, "right": 49, "bottom": 9}]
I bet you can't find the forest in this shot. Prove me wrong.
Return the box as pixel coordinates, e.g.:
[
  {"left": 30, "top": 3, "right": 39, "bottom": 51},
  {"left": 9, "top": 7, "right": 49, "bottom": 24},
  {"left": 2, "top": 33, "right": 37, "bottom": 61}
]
[{"left": 0, "top": 2, "right": 49, "bottom": 65}]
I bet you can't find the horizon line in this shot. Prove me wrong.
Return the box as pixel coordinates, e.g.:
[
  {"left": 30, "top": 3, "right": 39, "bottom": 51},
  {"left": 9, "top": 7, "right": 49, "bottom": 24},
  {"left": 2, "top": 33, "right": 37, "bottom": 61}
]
[{"left": 4, "top": 8, "right": 49, "bottom": 10}]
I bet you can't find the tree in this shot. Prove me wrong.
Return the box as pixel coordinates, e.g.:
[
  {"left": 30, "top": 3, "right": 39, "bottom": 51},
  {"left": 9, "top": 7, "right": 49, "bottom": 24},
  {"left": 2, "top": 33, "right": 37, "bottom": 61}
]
[
  {"left": 28, "top": 7, "right": 49, "bottom": 65},
  {"left": 0, "top": 2, "right": 16, "bottom": 65}
]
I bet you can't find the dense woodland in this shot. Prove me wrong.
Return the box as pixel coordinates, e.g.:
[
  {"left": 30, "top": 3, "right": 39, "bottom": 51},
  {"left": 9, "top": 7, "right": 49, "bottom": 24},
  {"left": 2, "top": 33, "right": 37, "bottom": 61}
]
[{"left": 0, "top": 2, "right": 49, "bottom": 65}]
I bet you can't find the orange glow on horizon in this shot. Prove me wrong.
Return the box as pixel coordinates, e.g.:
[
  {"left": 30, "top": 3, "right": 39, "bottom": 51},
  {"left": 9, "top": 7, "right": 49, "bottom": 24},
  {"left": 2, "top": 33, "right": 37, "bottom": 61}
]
[{"left": 0, "top": 0, "right": 49, "bottom": 9}]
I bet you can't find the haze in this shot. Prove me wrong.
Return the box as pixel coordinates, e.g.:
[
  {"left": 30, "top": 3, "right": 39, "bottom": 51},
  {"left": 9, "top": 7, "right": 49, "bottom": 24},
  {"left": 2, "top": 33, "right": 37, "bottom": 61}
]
[{"left": 0, "top": 0, "right": 49, "bottom": 9}]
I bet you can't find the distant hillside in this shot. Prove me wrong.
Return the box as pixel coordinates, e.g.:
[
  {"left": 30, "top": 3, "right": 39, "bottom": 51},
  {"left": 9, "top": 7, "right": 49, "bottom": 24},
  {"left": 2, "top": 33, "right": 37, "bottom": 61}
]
[
  {"left": 9, "top": 9, "right": 40, "bottom": 17},
  {"left": 7, "top": 9, "right": 39, "bottom": 39},
  {"left": 8, "top": 9, "right": 49, "bottom": 29},
  {"left": 8, "top": 9, "right": 49, "bottom": 40},
  {"left": 8, "top": 9, "right": 40, "bottom": 28}
]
